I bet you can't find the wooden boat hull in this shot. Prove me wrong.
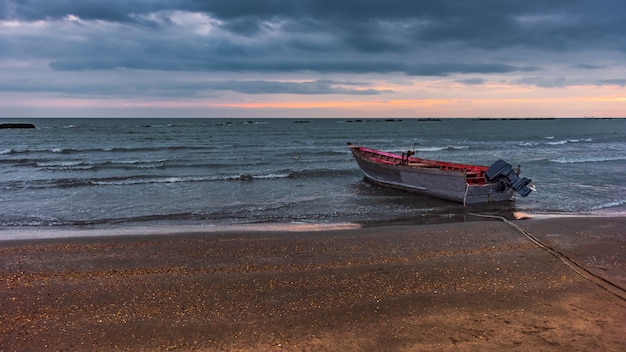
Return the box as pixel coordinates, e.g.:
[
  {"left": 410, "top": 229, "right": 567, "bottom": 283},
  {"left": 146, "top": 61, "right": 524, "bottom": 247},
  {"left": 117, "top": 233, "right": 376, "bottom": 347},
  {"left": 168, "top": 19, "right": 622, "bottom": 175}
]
[{"left": 349, "top": 144, "right": 516, "bottom": 204}]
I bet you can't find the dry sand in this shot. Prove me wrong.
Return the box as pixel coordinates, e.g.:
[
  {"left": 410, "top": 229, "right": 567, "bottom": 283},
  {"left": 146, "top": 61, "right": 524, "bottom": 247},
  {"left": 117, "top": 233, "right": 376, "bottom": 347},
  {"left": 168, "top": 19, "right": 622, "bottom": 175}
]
[{"left": 1, "top": 217, "right": 625, "bottom": 351}]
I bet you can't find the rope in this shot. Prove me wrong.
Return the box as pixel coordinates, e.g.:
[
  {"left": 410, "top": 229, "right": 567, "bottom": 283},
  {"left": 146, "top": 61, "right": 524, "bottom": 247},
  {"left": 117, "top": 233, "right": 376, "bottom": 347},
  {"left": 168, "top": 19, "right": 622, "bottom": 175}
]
[{"left": 468, "top": 212, "right": 626, "bottom": 302}]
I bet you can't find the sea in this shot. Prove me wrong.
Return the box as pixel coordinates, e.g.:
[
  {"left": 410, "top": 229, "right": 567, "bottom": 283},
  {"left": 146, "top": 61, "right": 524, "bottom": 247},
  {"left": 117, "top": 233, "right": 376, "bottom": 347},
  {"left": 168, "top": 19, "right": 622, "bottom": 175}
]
[{"left": 1, "top": 118, "right": 625, "bottom": 238}]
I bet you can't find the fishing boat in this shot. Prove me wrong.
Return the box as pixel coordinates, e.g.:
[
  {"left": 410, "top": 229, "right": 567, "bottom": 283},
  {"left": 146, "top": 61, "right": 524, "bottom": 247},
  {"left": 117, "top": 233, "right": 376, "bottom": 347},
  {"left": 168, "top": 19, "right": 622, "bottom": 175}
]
[{"left": 348, "top": 143, "right": 534, "bottom": 205}]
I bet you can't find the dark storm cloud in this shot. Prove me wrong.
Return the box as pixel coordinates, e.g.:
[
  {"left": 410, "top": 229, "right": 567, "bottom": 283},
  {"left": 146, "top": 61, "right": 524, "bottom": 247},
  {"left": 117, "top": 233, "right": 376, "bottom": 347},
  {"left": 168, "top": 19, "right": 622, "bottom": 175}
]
[
  {"left": 2, "top": 0, "right": 625, "bottom": 93},
  {"left": 4, "top": 0, "right": 176, "bottom": 22},
  {"left": 0, "top": 75, "right": 390, "bottom": 97},
  {"left": 48, "top": 55, "right": 536, "bottom": 77},
  {"left": 406, "top": 63, "right": 539, "bottom": 76},
  {"left": 8, "top": 0, "right": 625, "bottom": 50}
]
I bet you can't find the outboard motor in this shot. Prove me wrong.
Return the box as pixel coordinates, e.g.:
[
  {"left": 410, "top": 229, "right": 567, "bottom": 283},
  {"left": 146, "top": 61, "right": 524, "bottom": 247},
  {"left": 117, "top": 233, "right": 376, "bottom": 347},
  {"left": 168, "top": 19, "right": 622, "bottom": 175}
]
[{"left": 485, "top": 160, "right": 534, "bottom": 197}]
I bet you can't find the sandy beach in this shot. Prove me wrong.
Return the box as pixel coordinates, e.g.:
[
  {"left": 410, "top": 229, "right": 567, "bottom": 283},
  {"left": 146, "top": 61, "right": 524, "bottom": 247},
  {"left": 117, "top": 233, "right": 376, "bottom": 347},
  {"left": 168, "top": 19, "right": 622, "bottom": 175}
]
[{"left": 1, "top": 217, "right": 624, "bottom": 351}]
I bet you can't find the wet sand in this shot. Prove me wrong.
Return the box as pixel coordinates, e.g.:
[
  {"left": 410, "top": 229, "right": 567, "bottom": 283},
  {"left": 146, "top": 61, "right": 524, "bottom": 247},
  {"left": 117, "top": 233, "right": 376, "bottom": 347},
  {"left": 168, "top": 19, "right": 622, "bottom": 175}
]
[{"left": 1, "top": 217, "right": 625, "bottom": 351}]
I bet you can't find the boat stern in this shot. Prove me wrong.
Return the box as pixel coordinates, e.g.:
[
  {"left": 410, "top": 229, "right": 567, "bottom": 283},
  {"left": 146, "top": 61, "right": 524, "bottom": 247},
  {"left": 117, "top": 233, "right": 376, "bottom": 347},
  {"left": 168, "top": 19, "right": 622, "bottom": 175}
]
[{"left": 485, "top": 160, "right": 534, "bottom": 197}]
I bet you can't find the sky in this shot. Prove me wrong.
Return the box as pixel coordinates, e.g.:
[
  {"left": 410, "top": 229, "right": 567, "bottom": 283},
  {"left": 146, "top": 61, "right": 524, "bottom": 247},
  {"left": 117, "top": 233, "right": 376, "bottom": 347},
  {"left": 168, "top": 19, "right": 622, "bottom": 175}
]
[{"left": 1, "top": 0, "right": 625, "bottom": 118}]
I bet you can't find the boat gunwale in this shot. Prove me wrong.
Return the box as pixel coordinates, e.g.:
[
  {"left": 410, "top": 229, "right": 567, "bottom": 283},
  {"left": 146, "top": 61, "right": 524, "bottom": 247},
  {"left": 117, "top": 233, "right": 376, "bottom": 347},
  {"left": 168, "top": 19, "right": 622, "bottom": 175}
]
[{"left": 350, "top": 145, "right": 489, "bottom": 186}]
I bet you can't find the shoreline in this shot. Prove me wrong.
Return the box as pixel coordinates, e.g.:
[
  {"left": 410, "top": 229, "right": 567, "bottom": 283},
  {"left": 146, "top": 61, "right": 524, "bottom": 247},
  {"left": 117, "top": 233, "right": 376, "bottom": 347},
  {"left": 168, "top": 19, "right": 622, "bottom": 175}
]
[
  {"left": 1, "top": 207, "right": 625, "bottom": 242},
  {"left": 1, "top": 216, "right": 624, "bottom": 351}
]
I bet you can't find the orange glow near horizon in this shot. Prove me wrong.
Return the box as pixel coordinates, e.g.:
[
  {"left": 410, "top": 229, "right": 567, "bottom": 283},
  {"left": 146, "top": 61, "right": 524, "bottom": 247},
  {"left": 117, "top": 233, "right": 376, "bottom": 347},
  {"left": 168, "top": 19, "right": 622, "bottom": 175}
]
[
  {"left": 210, "top": 96, "right": 625, "bottom": 110},
  {"left": 2, "top": 88, "right": 624, "bottom": 118}
]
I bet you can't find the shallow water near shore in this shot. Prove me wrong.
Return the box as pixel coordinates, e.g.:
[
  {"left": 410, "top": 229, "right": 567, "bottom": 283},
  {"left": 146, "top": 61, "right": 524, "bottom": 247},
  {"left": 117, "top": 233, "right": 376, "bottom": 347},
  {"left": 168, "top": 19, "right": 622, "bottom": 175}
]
[{"left": 1, "top": 118, "right": 624, "bottom": 236}]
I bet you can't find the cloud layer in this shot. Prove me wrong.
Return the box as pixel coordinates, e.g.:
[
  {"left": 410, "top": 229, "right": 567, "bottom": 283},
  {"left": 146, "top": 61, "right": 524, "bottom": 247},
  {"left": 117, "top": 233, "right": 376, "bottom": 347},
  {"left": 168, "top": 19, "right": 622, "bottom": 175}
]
[{"left": 1, "top": 0, "right": 625, "bottom": 117}]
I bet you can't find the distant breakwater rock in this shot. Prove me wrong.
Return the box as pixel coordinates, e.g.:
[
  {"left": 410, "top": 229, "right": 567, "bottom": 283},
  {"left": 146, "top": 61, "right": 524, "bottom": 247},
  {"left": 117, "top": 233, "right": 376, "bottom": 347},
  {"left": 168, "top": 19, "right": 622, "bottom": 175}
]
[{"left": 0, "top": 123, "right": 36, "bottom": 129}]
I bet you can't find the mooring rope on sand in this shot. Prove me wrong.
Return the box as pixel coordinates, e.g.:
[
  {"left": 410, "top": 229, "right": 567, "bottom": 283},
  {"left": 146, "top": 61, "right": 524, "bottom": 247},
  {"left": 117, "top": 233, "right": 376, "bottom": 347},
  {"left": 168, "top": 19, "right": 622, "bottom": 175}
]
[{"left": 468, "top": 212, "right": 626, "bottom": 302}]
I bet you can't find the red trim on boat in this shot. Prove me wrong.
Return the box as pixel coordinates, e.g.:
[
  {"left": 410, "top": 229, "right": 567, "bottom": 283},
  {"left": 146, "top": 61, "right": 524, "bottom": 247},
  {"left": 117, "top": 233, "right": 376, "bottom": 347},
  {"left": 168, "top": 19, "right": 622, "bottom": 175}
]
[{"left": 352, "top": 145, "right": 488, "bottom": 185}]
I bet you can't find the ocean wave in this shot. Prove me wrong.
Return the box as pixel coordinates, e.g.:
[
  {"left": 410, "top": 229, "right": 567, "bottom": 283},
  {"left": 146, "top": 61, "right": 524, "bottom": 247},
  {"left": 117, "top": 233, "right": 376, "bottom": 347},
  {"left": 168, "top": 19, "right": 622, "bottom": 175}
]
[
  {"left": 117, "top": 159, "right": 166, "bottom": 165},
  {"left": 51, "top": 148, "right": 77, "bottom": 154},
  {"left": 37, "top": 160, "right": 85, "bottom": 167},
  {"left": 105, "top": 159, "right": 169, "bottom": 169},
  {"left": 546, "top": 140, "right": 568, "bottom": 145},
  {"left": 549, "top": 155, "right": 626, "bottom": 164},
  {"left": 1, "top": 145, "right": 210, "bottom": 156},
  {"left": 516, "top": 142, "right": 541, "bottom": 147},
  {"left": 0, "top": 147, "right": 69, "bottom": 154},
  {"left": 104, "top": 146, "right": 207, "bottom": 153},
  {"left": 37, "top": 160, "right": 95, "bottom": 170},
  {"left": 0, "top": 216, "right": 66, "bottom": 227},
  {"left": 288, "top": 168, "right": 356, "bottom": 179},
  {"left": 415, "top": 146, "right": 469, "bottom": 152},
  {"left": 141, "top": 123, "right": 174, "bottom": 128},
  {"left": 0, "top": 148, "right": 41, "bottom": 154},
  {"left": 0, "top": 176, "right": 212, "bottom": 190},
  {"left": 546, "top": 138, "right": 592, "bottom": 146},
  {"left": 2, "top": 147, "right": 107, "bottom": 155},
  {"left": 293, "top": 149, "right": 349, "bottom": 158},
  {"left": 0, "top": 204, "right": 298, "bottom": 227},
  {"left": 12, "top": 155, "right": 269, "bottom": 172},
  {"left": 0, "top": 159, "right": 38, "bottom": 168},
  {"left": 90, "top": 172, "right": 300, "bottom": 186},
  {"left": 68, "top": 212, "right": 208, "bottom": 226},
  {"left": 1, "top": 167, "right": 355, "bottom": 190},
  {"left": 0, "top": 212, "right": 202, "bottom": 227},
  {"left": 591, "top": 199, "right": 626, "bottom": 211},
  {"left": 229, "top": 173, "right": 290, "bottom": 181},
  {"left": 90, "top": 176, "right": 221, "bottom": 186},
  {"left": 64, "top": 173, "right": 293, "bottom": 187},
  {"left": 37, "top": 159, "right": 169, "bottom": 171},
  {"left": 517, "top": 138, "right": 594, "bottom": 148},
  {"left": 222, "top": 168, "right": 356, "bottom": 181}
]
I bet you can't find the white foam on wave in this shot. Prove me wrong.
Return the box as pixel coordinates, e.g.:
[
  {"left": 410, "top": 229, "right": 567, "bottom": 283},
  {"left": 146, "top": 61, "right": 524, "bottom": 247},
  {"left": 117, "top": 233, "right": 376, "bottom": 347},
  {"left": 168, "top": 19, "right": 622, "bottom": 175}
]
[
  {"left": 415, "top": 146, "right": 469, "bottom": 152},
  {"left": 591, "top": 199, "right": 626, "bottom": 211},
  {"left": 549, "top": 155, "right": 626, "bottom": 163}
]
